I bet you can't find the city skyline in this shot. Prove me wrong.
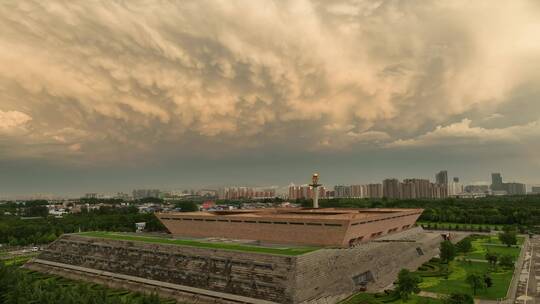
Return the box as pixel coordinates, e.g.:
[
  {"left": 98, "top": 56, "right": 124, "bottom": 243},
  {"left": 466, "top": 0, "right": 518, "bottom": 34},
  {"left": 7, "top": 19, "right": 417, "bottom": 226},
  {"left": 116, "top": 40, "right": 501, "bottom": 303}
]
[
  {"left": 1, "top": 1, "right": 540, "bottom": 196},
  {"left": 2, "top": 169, "right": 534, "bottom": 200}
]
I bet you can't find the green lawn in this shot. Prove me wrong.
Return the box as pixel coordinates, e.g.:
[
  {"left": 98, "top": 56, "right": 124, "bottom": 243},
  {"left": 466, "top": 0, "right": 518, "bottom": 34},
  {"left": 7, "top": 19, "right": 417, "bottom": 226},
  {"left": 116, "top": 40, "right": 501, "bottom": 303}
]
[
  {"left": 390, "top": 295, "right": 442, "bottom": 304},
  {"left": 414, "top": 234, "right": 523, "bottom": 300},
  {"left": 3, "top": 254, "right": 36, "bottom": 266},
  {"left": 418, "top": 260, "right": 513, "bottom": 299},
  {"left": 341, "top": 293, "right": 442, "bottom": 304},
  {"left": 77, "top": 231, "right": 319, "bottom": 256},
  {"left": 21, "top": 270, "right": 176, "bottom": 303},
  {"left": 474, "top": 235, "right": 524, "bottom": 246},
  {"left": 464, "top": 236, "right": 522, "bottom": 260}
]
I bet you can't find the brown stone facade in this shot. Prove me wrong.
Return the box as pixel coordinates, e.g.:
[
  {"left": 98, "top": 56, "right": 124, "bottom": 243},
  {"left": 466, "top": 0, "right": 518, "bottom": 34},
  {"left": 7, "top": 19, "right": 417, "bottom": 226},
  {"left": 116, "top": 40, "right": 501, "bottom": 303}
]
[
  {"left": 31, "top": 234, "right": 294, "bottom": 303},
  {"left": 156, "top": 208, "right": 423, "bottom": 247},
  {"left": 25, "top": 227, "right": 446, "bottom": 304}
]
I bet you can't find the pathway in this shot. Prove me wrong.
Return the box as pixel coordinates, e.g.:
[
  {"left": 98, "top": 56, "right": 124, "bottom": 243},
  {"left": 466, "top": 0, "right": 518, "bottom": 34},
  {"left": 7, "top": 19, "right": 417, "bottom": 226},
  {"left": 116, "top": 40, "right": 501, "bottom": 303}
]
[{"left": 514, "top": 235, "right": 539, "bottom": 304}]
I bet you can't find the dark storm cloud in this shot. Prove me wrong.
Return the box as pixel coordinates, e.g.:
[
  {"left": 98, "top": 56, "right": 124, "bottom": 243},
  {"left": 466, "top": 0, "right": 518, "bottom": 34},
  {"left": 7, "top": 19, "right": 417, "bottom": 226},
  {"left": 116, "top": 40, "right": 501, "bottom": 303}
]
[{"left": 1, "top": 0, "right": 540, "bottom": 194}]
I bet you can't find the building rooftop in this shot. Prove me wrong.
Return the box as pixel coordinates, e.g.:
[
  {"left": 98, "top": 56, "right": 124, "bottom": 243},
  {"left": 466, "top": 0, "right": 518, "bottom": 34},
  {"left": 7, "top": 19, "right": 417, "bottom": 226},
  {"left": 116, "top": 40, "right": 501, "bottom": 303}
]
[
  {"left": 156, "top": 208, "right": 424, "bottom": 247},
  {"left": 175, "top": 207, "right": 422, "bottom": 221},
  {"left": 76, "top": 231, "right": 319, "bottom": 256}
]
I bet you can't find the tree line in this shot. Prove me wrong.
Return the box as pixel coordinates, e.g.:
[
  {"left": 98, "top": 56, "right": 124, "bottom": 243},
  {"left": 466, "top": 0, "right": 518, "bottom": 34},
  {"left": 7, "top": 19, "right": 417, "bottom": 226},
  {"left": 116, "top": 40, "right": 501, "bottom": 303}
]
[
  {"left": 0, "top": 206, "right": 165, "bottom": 247},
  {"left": 296, "top": 195, "right": 540, "bottom": 228}
]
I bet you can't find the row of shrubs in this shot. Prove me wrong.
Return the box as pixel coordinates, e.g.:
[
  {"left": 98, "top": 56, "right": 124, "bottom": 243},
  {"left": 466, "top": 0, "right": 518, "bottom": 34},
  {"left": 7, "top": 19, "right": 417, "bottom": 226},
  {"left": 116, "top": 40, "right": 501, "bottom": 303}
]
[
  {"left": 416, "top": 258, "right": 449, "bottom": 277},
  {"left": 421, "top": 224, "right": 494, "bottom": 232}
]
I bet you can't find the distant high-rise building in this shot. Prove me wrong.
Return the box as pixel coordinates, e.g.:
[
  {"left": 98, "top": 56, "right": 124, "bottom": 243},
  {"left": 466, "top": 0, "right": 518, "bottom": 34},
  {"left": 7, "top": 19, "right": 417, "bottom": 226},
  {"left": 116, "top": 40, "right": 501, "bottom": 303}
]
[
  {"left": 334, "top": 185, "right": 352, "bottom": 198},
  {"left": 318, "top": 186, "right": 326, "bottom": 199},
  {"left": 431, "top": 183, "right": 448, "bottom": 199},
  {"left": 84, "top": 193, "right": 98, "bottom": 199},
  {"left": 435, "top": 170, "right": 448, "bottom": 185},
  {"left": 350, "top": 185, "right": 364, "bottom": 198},
  {"left": 115, "top": 192, "right": 130, "bottom": 200},
  {"left": 400, "top": 180, "right": 417, "bottom": 199},
  {"left": 448, "top": 177, "right": 463, "bottom": 196},
  {"left": 383, "top": 179, "right": 401, "bottom": 199},
  {"left": 365, "top": 184, "right": 383, "bottom": 198},
  {"left": 222, "top": 186, "right": 276, "bottom": 200},
  {"left": 403, "top": 179, "right": 432, "bottom": 198},
  {"left": 464, "top": 185, "right": 490, "bottom": 194},
  {"left": 289, "top": 184, "right": 325, "bottom": 200},
  {"left": 489, "top": 173, "right": 526, "bottom": 195},
  {"left": 505, "top": 183, "right": 526, "bottom": 195},
  {"left": 434, "top": 170, "right": 449, "bottom": 198},
  {"left": 532, "top": 186, "right": 540, "bottom": 194},
  {"left": 491, "top": 173, "right": 504, "bottom": 191},
  {"left": 132, "top": 189, "right": 161, "bottom": 200}
]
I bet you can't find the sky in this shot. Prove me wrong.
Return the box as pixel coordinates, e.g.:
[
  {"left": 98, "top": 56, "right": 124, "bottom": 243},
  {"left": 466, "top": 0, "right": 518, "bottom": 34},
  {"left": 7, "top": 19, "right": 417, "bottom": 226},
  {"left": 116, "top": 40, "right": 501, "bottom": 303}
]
[{"left": 1, "top": 0, "right": 540, "bottom": 197}]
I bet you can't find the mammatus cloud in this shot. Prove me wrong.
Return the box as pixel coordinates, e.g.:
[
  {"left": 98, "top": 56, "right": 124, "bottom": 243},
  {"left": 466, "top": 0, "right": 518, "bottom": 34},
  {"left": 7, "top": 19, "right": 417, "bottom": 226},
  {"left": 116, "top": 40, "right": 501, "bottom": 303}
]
[
  {"left": 0, "top": 110, "right": 31, "bottom": 132},
  {"left": 0, "top": 0, "right": 539, "bottom": 164},
  {"left": 388, "top": 119, "right": 540, "bottom": 147}
]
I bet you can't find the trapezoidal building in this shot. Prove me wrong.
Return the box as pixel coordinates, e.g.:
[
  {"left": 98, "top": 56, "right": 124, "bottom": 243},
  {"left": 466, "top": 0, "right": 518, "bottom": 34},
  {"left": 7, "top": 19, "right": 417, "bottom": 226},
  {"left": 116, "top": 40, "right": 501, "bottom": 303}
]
[
  {"left": 26, "top": 207, "right": 454, "bottom": 304},
  {"left": 156, "top": 208, "right": 423, "bottom": 247}
]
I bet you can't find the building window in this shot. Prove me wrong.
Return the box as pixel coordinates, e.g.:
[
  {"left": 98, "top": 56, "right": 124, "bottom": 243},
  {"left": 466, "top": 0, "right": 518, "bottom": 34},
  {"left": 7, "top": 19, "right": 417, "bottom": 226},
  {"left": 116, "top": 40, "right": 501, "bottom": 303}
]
[
  {"left": 348, "top": 236, "right": 364, "bottom": 247},
  {"left": 352, "top": 271, "right": 374, "bottom": 288},
  {"left": 387, "top": 227, "right": 399, "bottom": 233},
  {"left": 416, "top": 247, "right": 424, "bottom": 256}
]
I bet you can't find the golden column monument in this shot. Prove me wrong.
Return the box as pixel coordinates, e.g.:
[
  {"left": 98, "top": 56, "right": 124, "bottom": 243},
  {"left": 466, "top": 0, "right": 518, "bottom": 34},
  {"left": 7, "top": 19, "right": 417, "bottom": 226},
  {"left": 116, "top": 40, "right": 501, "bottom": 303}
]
[{"left": 309, "top": 173, "right": 321, "bottom": 208}]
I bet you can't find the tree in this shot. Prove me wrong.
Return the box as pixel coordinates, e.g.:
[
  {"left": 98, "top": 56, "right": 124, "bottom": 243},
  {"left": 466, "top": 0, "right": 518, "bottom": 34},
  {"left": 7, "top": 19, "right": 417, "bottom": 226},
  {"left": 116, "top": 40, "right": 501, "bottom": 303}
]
[
  {"left": 395, "top": 269, "right": 421, "bottom": 301},
  {"left": 456, "top": 237, "right": 472, "bottom": 254},
  {"left": 24, "top": 205, "right": 49, "bottom": 217},
  {"left": 483, "top": 274, "right": 493, "bottom": 288},
  {"left": 138, "top": 197, "right": 164, "bottom": 204},
  {"left": 443, "top": 293, "right": 474, "bottom": 304},
  {"left": 440, "top": 240, "right": 456, "bottom": 263},
  {"left": 174, "top": 201, "right": 199, "bottom": 212},
  {"left": 499, "top": 255, "right": 514, "bottom": 268},
  {"left": 499, "top": 227, "right": 518, "bottom": 247},
  {"left": 485, "top": 252, "right": 498, "bottom": 268},
  {"left": 466, "top": 273, "right": 486, "bottom": 295}
]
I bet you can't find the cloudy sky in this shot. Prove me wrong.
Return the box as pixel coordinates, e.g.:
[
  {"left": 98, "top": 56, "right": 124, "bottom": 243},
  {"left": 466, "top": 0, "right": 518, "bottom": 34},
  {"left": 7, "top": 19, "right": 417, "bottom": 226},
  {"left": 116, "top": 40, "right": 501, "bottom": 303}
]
[{"left": 1, "top": 0, "right": 540, "bottom": 196}]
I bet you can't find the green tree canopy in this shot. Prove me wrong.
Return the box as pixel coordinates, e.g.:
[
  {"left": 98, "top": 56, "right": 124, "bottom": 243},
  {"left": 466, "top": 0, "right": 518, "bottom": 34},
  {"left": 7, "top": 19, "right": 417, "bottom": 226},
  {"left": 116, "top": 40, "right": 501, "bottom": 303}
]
[
  {"left": 443, "top": 293, "right": 474, "bottom": 304},
  {"left": 395, "top": 269, "right": 421, "bottom": 301},
  {"left": 498, "top": 228, "right": 518, "bottom": 247},
  {"left": 440, "top": 240, "right": 456, "bottom": 264},
  {"left": 174, "top": 201, "right": 199, "bottom": 212},
  {"left": 485, "top": 252, "right": 498, "bottom": 267},
  {"left": 466, "top": 273, "right": 486, "bottom": 295},
  {"left": 456, "top": 237, "right": 472, "bottom": 253},
  {"left": 499, "top": 255, "right": 514, "bottom": 268}
]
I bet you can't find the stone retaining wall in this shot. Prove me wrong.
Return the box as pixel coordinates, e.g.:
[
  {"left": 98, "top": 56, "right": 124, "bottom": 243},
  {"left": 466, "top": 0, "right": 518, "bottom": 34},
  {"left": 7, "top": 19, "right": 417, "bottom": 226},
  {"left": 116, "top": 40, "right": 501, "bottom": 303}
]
[
  {"left": 25, "top": 228, "right": 448, "bottom": 304},
  {"left": 32, "top": 234, "right": 295, "bottom": 303}
]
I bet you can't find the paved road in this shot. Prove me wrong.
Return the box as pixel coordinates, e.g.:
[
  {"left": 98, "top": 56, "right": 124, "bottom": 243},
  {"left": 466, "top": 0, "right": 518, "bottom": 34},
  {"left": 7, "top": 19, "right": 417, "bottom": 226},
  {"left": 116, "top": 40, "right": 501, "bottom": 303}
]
[
  {"left": 529, "top": 236, "right": 539, "bottom": 304},
  {"left": 515, "top": 236, "right": 539, "bottom": 304}
]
